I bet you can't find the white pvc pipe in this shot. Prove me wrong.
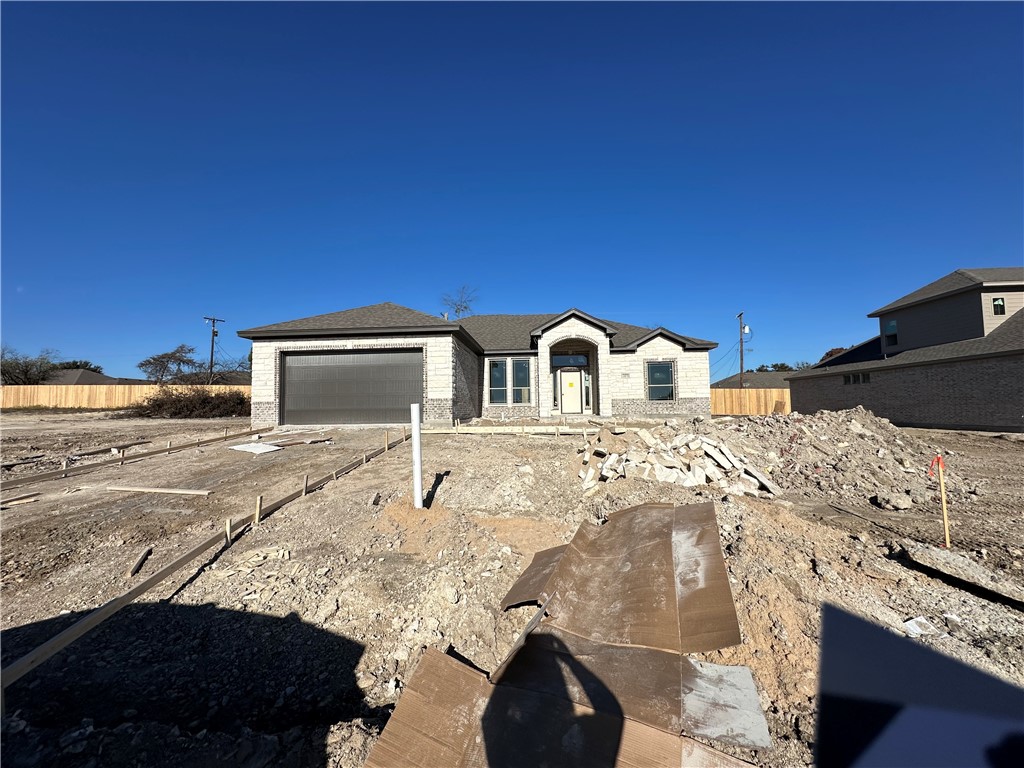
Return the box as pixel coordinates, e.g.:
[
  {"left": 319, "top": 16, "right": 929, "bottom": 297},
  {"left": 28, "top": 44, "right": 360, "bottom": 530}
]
[{"left": 411, "top": 403, "right": 423, "bottom": 508}]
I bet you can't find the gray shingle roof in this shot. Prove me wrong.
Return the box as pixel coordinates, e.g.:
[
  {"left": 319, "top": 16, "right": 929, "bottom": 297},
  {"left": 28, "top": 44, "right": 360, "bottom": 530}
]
[
  {"left": 869, "top": 268, "right": 1024, "bottom": 317},
  {"left": 238, "top": 302, "right": 458, "bottom": 339},
  {"left": 712, "top": 371, "right": 792, "bottom": 389},
  {"left": 239, "top": 303, "right": 716, "bottom": 352},
  {"left": 788, "top": 309, "right": 1024, "bottom": 380},
  {"left": 459, "top": 311, "right": 716, "bottom": 352}
]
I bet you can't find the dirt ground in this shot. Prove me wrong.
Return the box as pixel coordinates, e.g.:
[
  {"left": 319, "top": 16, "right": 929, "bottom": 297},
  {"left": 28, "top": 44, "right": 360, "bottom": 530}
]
[{"left": 1, "top": 409, "right": 1022, "bottom": 767}]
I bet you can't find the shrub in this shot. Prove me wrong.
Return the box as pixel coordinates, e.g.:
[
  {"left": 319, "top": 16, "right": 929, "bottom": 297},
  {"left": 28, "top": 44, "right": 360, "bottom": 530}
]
[{"left": 129, "top": 387, "right": 251, "bottom": 418}]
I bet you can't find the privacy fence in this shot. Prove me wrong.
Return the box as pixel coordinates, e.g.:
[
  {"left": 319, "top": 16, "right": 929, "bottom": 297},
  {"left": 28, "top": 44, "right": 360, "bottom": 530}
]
[
  {"left": 3, "top": 384, "right": 790, "bottom": 416},
  {"left": 710, "top": 388, "right": 791, "bottom": 416},
  {"left": 1, "top": 385, "right": 253, "bottom": 410}
]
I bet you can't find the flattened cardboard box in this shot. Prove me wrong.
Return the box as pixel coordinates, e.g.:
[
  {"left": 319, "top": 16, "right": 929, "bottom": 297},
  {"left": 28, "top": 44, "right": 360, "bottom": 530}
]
[{"left": 365, "top": 648, "right": 750, "bottom": 768}]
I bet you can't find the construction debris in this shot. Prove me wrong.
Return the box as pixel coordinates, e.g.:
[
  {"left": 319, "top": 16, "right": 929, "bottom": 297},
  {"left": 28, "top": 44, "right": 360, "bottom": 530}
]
[
  {"left": 126, "top": 547, "right": 153, "bottom": 577},
  {"left": 229, "top": 443, "right": 283, "bottom": 455},
  {"left": 901, "top": 540, "right": 1024, "bottom": 604},
  {"left": 578, "top": 427, "right": 780, "bottom": 498},
  {"left": 367, "top": 502, "right": 770, "bottom": 766}
]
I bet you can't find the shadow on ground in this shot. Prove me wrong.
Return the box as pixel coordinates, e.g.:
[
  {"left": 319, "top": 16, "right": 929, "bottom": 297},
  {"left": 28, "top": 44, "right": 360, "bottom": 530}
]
[{"left": 1, "top": 602, "right": 378, "bottom": 767}]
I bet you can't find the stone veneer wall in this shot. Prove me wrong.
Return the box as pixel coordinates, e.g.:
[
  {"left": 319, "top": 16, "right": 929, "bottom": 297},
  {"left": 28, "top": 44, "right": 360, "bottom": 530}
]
[
  {"left": 606, "top": 336, "right": 711, "bottom": 416},
  {"left": 790, "top": 354, "right": 1024, "bottom": 431},
  {"left": 536, "top": 318, "right": 612, "bottom": 417},
  {"left": 452, "top": 339, "right": 482, "bottom": 422},
  {"left": 249, "top": 334, "right": 456, "bottom": 427}
]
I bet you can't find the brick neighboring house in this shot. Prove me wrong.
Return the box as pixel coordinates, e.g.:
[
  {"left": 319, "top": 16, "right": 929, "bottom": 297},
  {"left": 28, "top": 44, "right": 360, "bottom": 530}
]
[
  {"left": 788, "top": 268, "right": 1024, "bottom": 432},
  {"left": 238, "top": 303, "right": 717, "bottom": 426}
]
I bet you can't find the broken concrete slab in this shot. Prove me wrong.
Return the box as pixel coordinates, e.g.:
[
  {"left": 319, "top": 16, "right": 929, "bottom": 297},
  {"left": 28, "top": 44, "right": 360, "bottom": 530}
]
[
  {"left": 743, "top": 464, "right": 782, "bottom": 496},
  {"left": 901, "top": 541, "right": 1024, "bottom": 604},
  {"left": 702, "top": 443, "right": 734, "bottom": 471},
  {"left": 636, "top": 428, "right": 658, "bottom": 447}
]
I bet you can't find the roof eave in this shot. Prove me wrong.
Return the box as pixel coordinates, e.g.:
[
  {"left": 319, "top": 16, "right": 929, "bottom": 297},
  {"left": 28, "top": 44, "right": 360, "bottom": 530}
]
[
  {"left": 868, "top": 280, "right": 1024, "bottom": 318},
  {"left": 237, "top": 324, "right": 464, "bottom": 341},
  {"left": 789, "top": 347, "right": 1023, "bottom": 380}
]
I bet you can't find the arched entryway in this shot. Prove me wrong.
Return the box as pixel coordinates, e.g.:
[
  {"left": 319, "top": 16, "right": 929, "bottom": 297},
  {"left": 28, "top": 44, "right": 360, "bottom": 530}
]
[{"left": 549, "top": 339, "right": 599, "bottom": 416}]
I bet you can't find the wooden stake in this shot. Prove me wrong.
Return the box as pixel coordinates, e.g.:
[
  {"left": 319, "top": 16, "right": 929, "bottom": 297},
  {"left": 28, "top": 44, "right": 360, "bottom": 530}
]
[
  {"left": 127, "top": 547, "right": 152, "bottom": 577},
  {"left": 119, "top": 448, "right": 126, "bottom": 466},
  {"left": 61, "top": 460, "right": 68, "bottom": 478},
  {"left": 938, "top": 459, "right": 951, "bottom": 549},
  {"left": 363, "top": 452, "right": 367, "bottom": 464},
  {"left": 225, "top": 517, "right": 232, "bottom": 546},
  {"left": 384, "top": 430, "right": 389, "bottom": 452},
  {"left": 403, "top": 426, "right": 407, "bottom": 442},
  {"left": 302, "top": 474, "right": 309, "bottom": 496},
  {"left": 255, "top": 495, "right": 263, "bottom": 525},
  {"left": 167, "top": 440, "right": 172, "bottom": 455}
]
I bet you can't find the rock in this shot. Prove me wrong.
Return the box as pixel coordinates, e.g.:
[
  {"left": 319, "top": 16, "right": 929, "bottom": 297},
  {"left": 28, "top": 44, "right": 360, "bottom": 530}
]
[{"left": 636, "top": 429, "right": 658, "bottom": 447}]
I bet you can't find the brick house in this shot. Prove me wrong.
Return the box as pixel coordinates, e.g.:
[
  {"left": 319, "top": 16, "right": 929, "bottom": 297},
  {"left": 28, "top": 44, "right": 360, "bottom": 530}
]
[
  {"left": 788, "top": 268, "right": 1024, "bottom": 431},
  {"left": 238, "top": 303, "right": 716, "bottom": 426}
]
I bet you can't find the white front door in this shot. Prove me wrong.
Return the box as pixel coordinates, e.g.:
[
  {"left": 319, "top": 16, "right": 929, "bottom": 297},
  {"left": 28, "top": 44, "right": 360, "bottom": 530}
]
[{"left": 559, "top": 371, "right": 583, "bottom": 414}]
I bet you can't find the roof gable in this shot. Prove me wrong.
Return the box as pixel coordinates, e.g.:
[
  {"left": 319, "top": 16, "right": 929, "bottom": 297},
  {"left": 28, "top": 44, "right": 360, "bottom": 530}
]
[
  {"left": 529, "top": 309, "right": 619, "bottom": 337},
  {"left": 869, "top": 268, "right": 1024, "bottom": 317},
  {"left": 616, "top": 327, "right": 717, "bottom": 351}
]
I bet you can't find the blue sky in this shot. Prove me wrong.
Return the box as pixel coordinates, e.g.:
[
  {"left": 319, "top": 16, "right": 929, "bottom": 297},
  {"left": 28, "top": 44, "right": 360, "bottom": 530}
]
[{"left": 2, "top": 1, "right": 1021, "bottom": 380}]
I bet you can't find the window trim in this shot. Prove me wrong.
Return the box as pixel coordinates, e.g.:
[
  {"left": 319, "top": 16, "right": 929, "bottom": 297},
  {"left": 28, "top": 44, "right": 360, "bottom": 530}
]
[{"left": 645, "top": 360, "right": 675, "bottom": 401}]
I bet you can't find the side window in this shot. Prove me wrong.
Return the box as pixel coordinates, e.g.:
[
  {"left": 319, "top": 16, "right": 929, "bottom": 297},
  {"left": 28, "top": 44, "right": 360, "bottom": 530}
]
[
  {"left": 646, "top": 361, "right": 674, "bottom": 400},
  {"left": 883, "top": 319, "right": 898, "bottom": 347},
  {"left": 993, "top": 297, "right": 1006, "bottom": 316}
]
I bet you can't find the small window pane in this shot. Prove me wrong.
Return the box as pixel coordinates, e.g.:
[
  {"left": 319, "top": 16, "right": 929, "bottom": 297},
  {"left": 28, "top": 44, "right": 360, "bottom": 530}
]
[
  {"left": 843, "top": 375, "right": 852, "bottom": 385},
  {"left": 862, "top": 372, "right": 870, "bottom": 383},
  {"left": 993, "top": 298, "right": 1006, "bottom": 316},
  {"left": 512, "top": 360, "right": 530, "bottom": 388},
  {"left": 489, "top": 361, "right": 506, "bottom": 387},
  {"left": 552, "top": 354, "right": 588, "bottom": 367},
  {"left": 489, "top": 360, "right": 507, "bottom": 404},
  {"left": 649, "top": 385, "right": 674, "bottom": 400}
]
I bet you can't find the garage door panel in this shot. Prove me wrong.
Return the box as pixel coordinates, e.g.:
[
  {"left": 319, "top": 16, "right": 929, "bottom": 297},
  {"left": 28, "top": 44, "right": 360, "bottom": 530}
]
[{"left": 282, "top": 350, "right": 424, "bottom": 424}]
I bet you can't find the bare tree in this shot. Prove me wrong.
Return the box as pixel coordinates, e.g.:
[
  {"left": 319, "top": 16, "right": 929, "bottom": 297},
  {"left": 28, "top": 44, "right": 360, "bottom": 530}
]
[
  {"left": 137, "top": 344, "right": 202, "bottom": 384},
  {"left": 0, "top": 346, "right": 61, "bottom": 384},
  {"left": 441, "top": 285, "right": 478, "bottom": 319}
]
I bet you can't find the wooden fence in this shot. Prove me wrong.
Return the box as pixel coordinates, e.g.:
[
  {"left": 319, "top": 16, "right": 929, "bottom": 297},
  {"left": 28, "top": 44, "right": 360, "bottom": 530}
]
[
  {"left": 1, "top": 385, "right": 252, "bottom": 410},
  {"left": 711, "top": 388, "right": 791, "bottom": 416}
]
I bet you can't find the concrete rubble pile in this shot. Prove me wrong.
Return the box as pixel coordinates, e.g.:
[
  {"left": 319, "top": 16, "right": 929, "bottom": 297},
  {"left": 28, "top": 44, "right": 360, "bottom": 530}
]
[
  {"left": 578, "top": 426, "right": 780, "bottom": 499},
  {"left": 579, "top": 406, "right": 975, "bottom": 511}
]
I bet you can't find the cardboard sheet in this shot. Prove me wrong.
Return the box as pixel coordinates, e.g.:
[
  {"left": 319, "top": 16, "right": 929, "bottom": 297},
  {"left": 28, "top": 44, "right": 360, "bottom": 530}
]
[
  {"left": 523, "top": 502, "right": 741, "bottom": 654},
  {"left": 494, "top": 627, "right": 771, "bottom": 749},
  {"left": 365, "top": 648, "right": 751, "bottom": 768},
  {"left": 498, "top": 545, "right": 568, "bottom": 610}
]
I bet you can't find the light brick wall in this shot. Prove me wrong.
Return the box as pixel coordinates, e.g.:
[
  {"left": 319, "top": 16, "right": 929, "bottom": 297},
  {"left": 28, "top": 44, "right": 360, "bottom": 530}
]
[
  {"left": 790, "top": 354, "right": 1024, "bottom": 431},
  {"left": 606, "top": 337, "right": 711, "bottom": 416},
  {"left": 537, "top": 318, "right": 612, "bottom": 417},
  {"left": 250, "top": 334, "right": 456, "bottom": 426}
]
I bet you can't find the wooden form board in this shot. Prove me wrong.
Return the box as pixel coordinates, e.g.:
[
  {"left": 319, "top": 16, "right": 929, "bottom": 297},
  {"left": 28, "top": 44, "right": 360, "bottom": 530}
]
[
  {"left": 0, "top": 427, "right": 268, "bottom": 491},
  {"left": 0, "top": 432, "right": 411, "bottom": 698},
  {"left": 106, "top": 487, "right": 213, "bottom": 496}
]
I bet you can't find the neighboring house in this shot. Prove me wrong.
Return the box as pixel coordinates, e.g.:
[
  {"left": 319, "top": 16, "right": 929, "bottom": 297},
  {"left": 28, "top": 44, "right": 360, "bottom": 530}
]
[
  {"left": 711, "top": 371, "right": 791, "bottom": 390},
  {"left": 237, "top": 303, "right": 717, "bottom": 426},
  {"left": 788, "top": 268, "right": 1024, "bottom": 431},
  {"left": 45, "top": 369, "right": 150, "bottom": 385}
]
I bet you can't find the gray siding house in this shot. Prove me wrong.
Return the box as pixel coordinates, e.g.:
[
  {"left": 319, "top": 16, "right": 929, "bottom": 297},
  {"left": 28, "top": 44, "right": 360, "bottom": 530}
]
[
  {"left": 789, "top": 268, "right": 1024, "bottom": 431},
  {"left": 238, "top": 303, "right": 717, "bottom": 427}
]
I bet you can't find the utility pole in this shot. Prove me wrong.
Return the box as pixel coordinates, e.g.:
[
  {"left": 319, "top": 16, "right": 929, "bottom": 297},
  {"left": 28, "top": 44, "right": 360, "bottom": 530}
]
[
  {"left": 737, "top": 311, "right": 745, "bottom": 390},
  {"left": 204, "top": 317, "right": 225, "bottom": 384}
]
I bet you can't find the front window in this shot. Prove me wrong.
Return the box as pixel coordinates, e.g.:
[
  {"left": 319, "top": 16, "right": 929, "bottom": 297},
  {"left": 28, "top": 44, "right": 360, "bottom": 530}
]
[
  {"left": 552, "top": 353, "right": 588, "bottom": 367},
  {"left": 490, "top": 358, "right": 532, "bottom": 405},
  {"left": 993, "top": 297, "right": 1006, "bottom": 316},
  {"left": 647, "top": 361, "right": 674, "bottom": 401}
]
